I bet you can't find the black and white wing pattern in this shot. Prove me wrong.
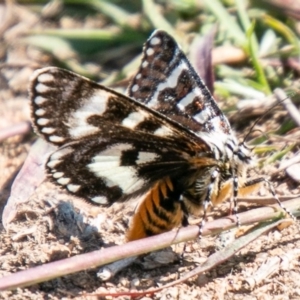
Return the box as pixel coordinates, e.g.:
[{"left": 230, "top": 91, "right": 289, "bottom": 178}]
[
  {"left": 30, "top": 67, "right": 213, "bottom": 206},
  {"left": 31, "top": 66, "right": 198, "bottom": 146},
  {"left": 128, "top": 30, "right": 232, "bottom": 136},
  {"left": 30, "top": 30, "right": 262, "bottom": 241}
]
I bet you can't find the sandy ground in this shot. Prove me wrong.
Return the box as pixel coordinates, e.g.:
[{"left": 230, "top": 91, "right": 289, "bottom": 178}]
[{"left": 1, "top": 3, "right": 300, "bottom": 300}]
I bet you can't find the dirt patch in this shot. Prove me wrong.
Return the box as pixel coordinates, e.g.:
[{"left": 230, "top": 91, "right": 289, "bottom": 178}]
[{"left": 1, "top": 3, "right": 300, "bottom": 300}]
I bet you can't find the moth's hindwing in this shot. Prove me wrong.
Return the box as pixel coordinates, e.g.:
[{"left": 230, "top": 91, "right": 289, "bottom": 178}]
[{"left": 45, "top": 133, "right": 211, "bottom": 206}]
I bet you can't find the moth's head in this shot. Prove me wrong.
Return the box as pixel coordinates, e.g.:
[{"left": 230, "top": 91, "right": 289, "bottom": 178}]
[
  {"left": 232, "top": 141, "right": 255, "bottom": 183},
  {"left": 236, "top": 141, "right": 253, "bottom": 165}
]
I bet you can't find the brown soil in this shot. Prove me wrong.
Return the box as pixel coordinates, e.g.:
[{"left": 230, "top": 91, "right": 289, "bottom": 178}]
[{"left": 1, "top": 3, "right": 300, "bottom": 300}]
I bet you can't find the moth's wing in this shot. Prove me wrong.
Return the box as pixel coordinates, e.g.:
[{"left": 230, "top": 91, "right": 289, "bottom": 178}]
[
  {"left": 46, "top": 129, "right": 212, "bottom": 205},
  {"left": 29, "top": 67, "right": 214, "bottom": 204},
  {"left": 128, "top": 30, "right": 232, "bottom": 136},
  {"left": 30, "top": 67, "right": 199, "bottom": 146}
]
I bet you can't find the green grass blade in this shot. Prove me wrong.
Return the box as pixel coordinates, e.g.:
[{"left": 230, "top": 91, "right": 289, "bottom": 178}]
[
  {"left": 246, "top": 21, "right": 271, "bottom": 95},
  {"left": 142, "top": 0, "right": 177, "bottom": 38},
  {"left": 263, "top": 14, "right": 300, "bottom": 55},
  {"left": 203, "top": 0, "right": 246, "bottom": 46}
]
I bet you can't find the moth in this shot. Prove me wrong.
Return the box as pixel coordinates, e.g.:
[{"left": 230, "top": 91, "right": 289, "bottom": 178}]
[{"left": 29, "top": 30, "right": 291, "bottom": 242}]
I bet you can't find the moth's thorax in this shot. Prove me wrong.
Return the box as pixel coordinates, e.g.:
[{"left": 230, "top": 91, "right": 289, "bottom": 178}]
[
  {"left": 183, "top": 131, "right": 256, "bottom": 214},
  {"left": 198, "top": 130, "right": 253, "bottom": 163}
]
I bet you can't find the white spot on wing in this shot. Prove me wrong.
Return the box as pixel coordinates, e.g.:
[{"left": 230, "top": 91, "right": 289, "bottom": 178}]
[
  {"left": 89, "top": 163, "right": 144, "bottom": 194},
  {"left": 69, "top": 126, "right": 99, "bottom": 138},
  {"left": 122, "top": 111, "right": 146, "bottom": 129},
  {"left": 67, "top": 184, "right": 81, "bottom": 193},
  {"left": 91, "top": 144, "right": 133, "bottom": 162},
  {"left": 136, "top": 73, "right": 142, "bottom": 80},
  {"left": 146, "top": 48, "right": 154, "bottom": 56},
  {"left": 177, "top": 88, "right": 202, "bottom": 110},
  {"left": 193, "top": 108, "right": 209, "bottom": 124},
  {"left": 210, "top": 116, "right": 226, "bottom": 133},
  {"left": 37, "top": 118, "right": 49, "bottom": 125},
  {"left": 142, "top": 61, "right": 148, "bottom": 68},
  {"left": 57, "top": 177, "right": 71, "bottom": 185},
  {"left": 41, "top": 127, "right": 56, "bottom": 134},
  {"left": 131, "top": 84, "right": 139, "bottom": 93},
  {"left": 92, "top": 196, "right": 108, "bottom": 205},
  {"left": 53, "top": 172, "right": 64, "bottom": 178},
  {"left": 88, "top": 144, "right": 144, "bottom": 194},
  {"left": 47, "top": 159, "right": 61, "bottom": 168},
  {"left": 35, "top": 109, "right": 46, "bottom": 116},
  {"left": 38, "top": 73, "right": 54, "bottom": 83},
  {"left": 149, "top": 61, "right": 189, "bottom": 107},
  {"left": 35, "top": 83, "right": 49, "bottom": 93},
  {"left": 69, "top": 91, "right": 108, "bottom": 139},
  {"left": 154, "top": 125, "right": 173, "bottom": 136},
  {"left": 150, "top": 36, "right": 160, "bottom": 45},
  {"left": 49, "top": 135, "right": 65, "bottom": 143},
  {"left": 136, "top": 152, "right": 158, "bottom": 165},
  {"left": 34, "top": 96, "right": 47, "bottom": 105},
  {"left": 50, "top": 147, "right": 73, "bottom": 160}
]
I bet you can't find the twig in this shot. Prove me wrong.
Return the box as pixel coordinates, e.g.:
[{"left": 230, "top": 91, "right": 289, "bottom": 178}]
[
  {"left": 0, "top": 198, "right": 299, "bottom": 291},
  {"left": 0, "top": 121, "right": 31, "bottom": 142},
  {"left": 98, "top": 194, "right": 300, "bottom": 281},
  {"left": 238, "top": 194, "right": 300, "bottom": 205},
  {"left": 97, "top": 256, "right": 138, "bottom": 281},
  {"left": 271, "top": 153, "right": 300, "bottom": 177},
  {"left": 243, "top": 249, "right": 300, "bottom": 290},
  {"left": 90, "top": 219, "right": 288, "bottom": 298},
  {"left": 2, "top": 139, "right": 56, "bottom": 229}
]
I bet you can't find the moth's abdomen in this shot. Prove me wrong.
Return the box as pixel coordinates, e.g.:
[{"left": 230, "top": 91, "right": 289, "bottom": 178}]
[{"left": 126, "top": 177, "right": 185, "bottom": 241}]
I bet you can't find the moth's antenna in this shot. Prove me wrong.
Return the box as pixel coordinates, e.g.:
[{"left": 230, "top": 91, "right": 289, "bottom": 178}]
[
  {"left": 247, "top": 129, "right": 272, "bottom": 152},
  {"left": 240, "top": 89, "right": 298, "bottom": 225}
]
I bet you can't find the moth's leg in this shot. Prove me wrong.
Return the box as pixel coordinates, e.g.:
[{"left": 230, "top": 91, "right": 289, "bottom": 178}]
[
  {"left": 216, "top": 177, "right": 263, "bottom": 230},
  {"left": 197, "top": 169, "right": 219, "bottom": 238},
  {"left": 241, "top": 177, "right": 297, "bottom": 222},
  {"left": 178, "top": 198, "right": 190, "bottom": 261},
  {"left": 229, "top": 177, "right": 263, "bottom": 226},
  {"left": 232, "top": 172, "right": 240, "bottom": 227},
  {"left": 231, "top": 168, "right": 262, "bottom": 227}
]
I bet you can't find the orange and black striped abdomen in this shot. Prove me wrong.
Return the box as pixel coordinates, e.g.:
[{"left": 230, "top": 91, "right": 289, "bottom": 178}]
[{"left": 126, "top": 177, "right": 186, "bottom": 241}]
